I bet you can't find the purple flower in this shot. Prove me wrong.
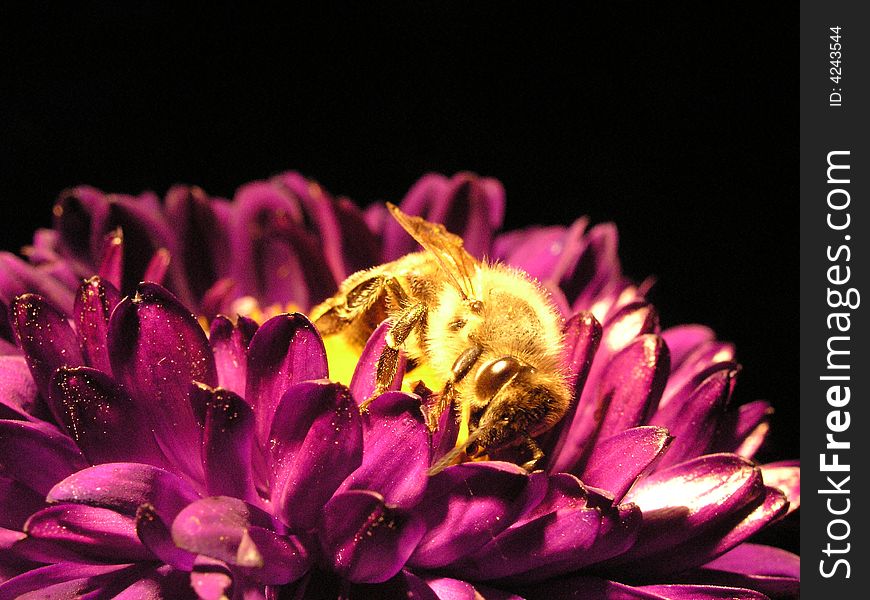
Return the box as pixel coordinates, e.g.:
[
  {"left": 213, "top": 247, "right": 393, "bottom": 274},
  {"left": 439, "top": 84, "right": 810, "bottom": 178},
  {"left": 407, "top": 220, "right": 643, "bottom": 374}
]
[{"left": 0, "top": 173, "right": 798, "bottom": 598}]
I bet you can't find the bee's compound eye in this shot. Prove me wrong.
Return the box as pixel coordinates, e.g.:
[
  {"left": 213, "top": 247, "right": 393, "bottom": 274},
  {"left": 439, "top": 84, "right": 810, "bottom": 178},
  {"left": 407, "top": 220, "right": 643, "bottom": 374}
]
[{"left": 475, "top": 356, "right": 523, "bottom": 399}]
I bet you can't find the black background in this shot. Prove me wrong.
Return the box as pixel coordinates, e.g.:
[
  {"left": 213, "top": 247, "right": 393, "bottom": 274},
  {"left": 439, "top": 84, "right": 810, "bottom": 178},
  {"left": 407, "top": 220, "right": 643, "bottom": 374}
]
[{"left": 1, "top": 6, "right": 796, "bottom": 471}]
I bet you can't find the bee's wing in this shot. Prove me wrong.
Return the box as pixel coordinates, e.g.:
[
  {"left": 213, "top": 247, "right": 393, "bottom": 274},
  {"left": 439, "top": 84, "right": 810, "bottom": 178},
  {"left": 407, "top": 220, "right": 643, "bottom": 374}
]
[{"left": 386, "top": 202, "right": 479, "bottom": 299}]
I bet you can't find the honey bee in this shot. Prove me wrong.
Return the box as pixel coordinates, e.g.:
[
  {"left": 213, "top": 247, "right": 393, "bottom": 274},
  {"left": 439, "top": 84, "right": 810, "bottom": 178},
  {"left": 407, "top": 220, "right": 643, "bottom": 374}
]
[{"left": 312, "top": 203, "right": 569, "bottom": 471}]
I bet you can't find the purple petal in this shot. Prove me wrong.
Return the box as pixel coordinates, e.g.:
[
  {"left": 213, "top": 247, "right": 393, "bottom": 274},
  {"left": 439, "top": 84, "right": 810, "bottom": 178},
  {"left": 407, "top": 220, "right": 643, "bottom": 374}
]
[
  {"left": 47, "top": 463, "right": 201, "bottom": 522},
  {"left": 408, "top": 462, "right": 529, "bottom": 569},
  {"left": 515, "top": 575, "right": 656, "bottom": 599},
  {"left": 320, "top": 490, "right": 425, "bottom": 583},
  {"left": 636, "top": 584, "right": 770, "bottom": 600},
  {"left": 74, "top": 276, "right": 121, "bottom": 375},
  {"left": 275, "top": 172, "right": 379, "bottom": 282},
  {"left": 704, "top": 543, "right": 800, "bottom": 579},
  {"left": 384, "top": 173, "right": 504, "bottom": 260},
  {"left": 230, "top": 181, "right": 336, "bottom": 308},
  {"left": 382, "top": 174, "right": 450, "bottom": 261},
  {"left": 580, "top": 427, "right": 673, "bottom": 501},
  {"left": 550, "top": 303, "right": 658, "bottom": 472},
  {"left": 103, "top": 195, "right": 176, "bottom": 296},
  {"left": 592, "top": 334, "right": 670, "bottom": 444},
  {"left": 333, "top": 196, "right": 382, "bottom": 276},
  {"left": 189, "top": 383, "right": 258, "bottom": 502},
  {"left": 661, "top": 325, "right": 717, "bottom": 371},
  {"left": 49, "top": 367, "right": 171, "bottom": 468},
  {"left": 658, "top": 341, "right": 736, "bottom": 411},
  {"left": 635, "top": 485, "right": 789, "bottom": 578},
  {"left": 508, "top": 502, "right": 642, "bottom": 584},
  {"left": 53, "top": 185, "right": 110, "bottom": 260},
  {"left": 649, "top": 364, "right": 737, "bottom": 470},
  {"left": 498, "top": 220, "right": 587, "bottom": 284},
  {"left": 681, "top": 541, "right": 801, "bottom": 599},
  {"left": 337, "top": 391, "right": 429, "bottom": 508},
  {"left": 0, "top": 563, "right": 139, "bottom": 600},
  {"left": 674, "top": 570, "right": 796, "bottom": 600},
  {"left": 164, "top": 185, "right": 231, "bottom": 305},
  {"left": 172, "top": 496, "right": 309, "bottom": 585},
  {"left": 268, "top": 381, "right": 363, "bottom": 530},
  {"left": 135, "top": 504, "right": 196, "bottom": 571},
  {"left": 143, "top": 248, "right": 172, "bottom": 286},
  {"left": 760, "top": 460, "right": 800, "bottom": 513},
  {"left": 613, "top": 454, "right": 764, "bottom": 567},
  {"left": 0, "top": 253, "right": 76, "bottom": 312},
  {"left": 0, "top": 475, "right": 46, "bottom": 530},
  {"left": 511, "top": 472, "right": 586, "bottom": 527},
  {"left": 245, "top": 313, "right": 328, "bottom": 457},
  {"left": 0, "top": 355, "right": 40, "bottom": 420},
  {"left": 438, "top": 173, "right": 505, "bottom": 258},
  {"left": 348, "top": 320, "right": 408, "bottom": 403},
  {"left": 0, "top": 420, "right": 87, "bottom": 495},
  {"left": 190, "top": 557, "right": 234, "bottom": 600},
  {"left": 540, "top": 312, "right": 602, "bottom": 471},
  {"left": 452, "top": 505, "right": 601, "bottom": 580},
  {"left": 714, "top": 400, "right": 773, "bottom": 458},
  {"left": 11, "top": 294, "right": 84, "bottom": 419},
  {"left": 108, "top": 283, "right": 217, "bottom": 483},
  {"left": 25, "top": 504, "right": 152, "bottom": 561},
  {"left": 423, "top": 577, "right": 477, "bottom": 600},
  {"left": 350, "top": 569, "right": 440, "bottom": 600},
  {"left": 566, "top": 222, "right": 621, "bottom": 310},
  {"left": 112, "top": 565, "right": 196, "bottom": 600},
  {"left": 97, "top": 228, "right": 124, "bottom": 290},
  {"left": 209, "top": 315, "right": 252, "bottom": 395}
]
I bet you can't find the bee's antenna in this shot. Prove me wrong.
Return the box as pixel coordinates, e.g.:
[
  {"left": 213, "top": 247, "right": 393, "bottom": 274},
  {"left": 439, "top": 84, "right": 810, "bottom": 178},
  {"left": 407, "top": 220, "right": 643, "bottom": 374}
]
[{"left": 427, "top": 427, "right": 485, "bottom": 476}]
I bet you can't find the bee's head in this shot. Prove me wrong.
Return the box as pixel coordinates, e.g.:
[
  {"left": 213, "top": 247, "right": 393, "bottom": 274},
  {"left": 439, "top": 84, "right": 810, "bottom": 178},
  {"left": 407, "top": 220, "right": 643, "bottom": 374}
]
[{"left": 469, "top": 356, "right": 570, "bottom": 455}]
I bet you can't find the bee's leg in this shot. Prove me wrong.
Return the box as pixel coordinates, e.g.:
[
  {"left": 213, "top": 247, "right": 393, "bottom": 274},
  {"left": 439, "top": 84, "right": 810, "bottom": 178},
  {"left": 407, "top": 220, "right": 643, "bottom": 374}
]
[
  {"left": 361, "top": 301, "right": 427, "bottom": 412},
  {"left": 519, "top": 436, "right": 544, "bottom": 471},
  {"left": 313, "top": 274, "right": 389, "bottom": 335},
  {"left": 426, "top": 345, "right": 484, "bottom": 431}
]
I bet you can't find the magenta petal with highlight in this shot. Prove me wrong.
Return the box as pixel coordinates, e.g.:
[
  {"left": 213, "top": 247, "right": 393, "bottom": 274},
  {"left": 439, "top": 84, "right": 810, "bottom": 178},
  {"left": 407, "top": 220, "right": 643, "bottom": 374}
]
[
  {"left": 209, "top": 315, "right": 254, "bottom": 395},
  {"left": 112, "top": 565, "right": 196, "bottom": 600},
  {"left": 636, "top": 584, "right": 770, "bottom": 600},
  {"left": 0, "top": 420, "right": 87, "bottom": 495},
  {"left": 661, "top": 324, "right": 717, "bottom": 369},
  {"left": 337, "top": 391, "right": 429, "bottom": 508},
  {"left": 0, "top": 563, "right": 139, "bottom": 600},
  {"left": 580, "top": 426, "right": 672, "bottom": 501},
  {"left": 454, "top": 506, "right": 601, "bottom": 580},
  {"left": 73, "top": 276, "right": 121, "bottom": 375},
  {"left": 25, "top": 504, "right": 152, "bottom": 562},
  {"left": 245, "top": 313, "right": 328, "bottom": 453},
  {"left": 348, "top": 320, "right": 407, "bottom": 403},
  {"left": 47, "top": 463, "right": 201, "bottom": 522},
  {"left": 715, "top": 400, "right": 773, "bottom": 458},
  {"left": 614, "top": 454, "right": 764, "bottom": 567},
  {"left": 49, "top": 367, "right": 170, "bottom": 468},
  {"left": 593, "top": 334, "right": 670, "bottom": 443},
  {"left": 172, "top": 496, "right": 309, "bottom": 585},
  {"left": 650, "top": 364, "right": 737, "bottom": 470},
  {"left": 704, "top": 543, "right": 800, "bottom": 580},
  {"left": 12, "top": 293, "right": 84, "bottom": 413},
  {"left": 0, "top": 476, "right": 46, "bottom": 530},
  {"left": 135, "top": 504, "right": 196, "bottom": 571},
  {"left": 108, "top": 283, "right": 217, "bottom": 483},
  {"left": 320, "top": 490, "right": 425, "bottom": 584},
  {"left": 268, "top": 381, "right": 363, "bottom": 530},
  {"left": 190, "top": 384, "right": 258, "bottom": 502},
  {"left": 0, "top": 355, "right": 40, "bottom": 420},
  {"left": 760, "top": 460, "right": 800, "bottom": 514},
  {"left": 409, "top": 462, "right": 529, "bottom": 569}
]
